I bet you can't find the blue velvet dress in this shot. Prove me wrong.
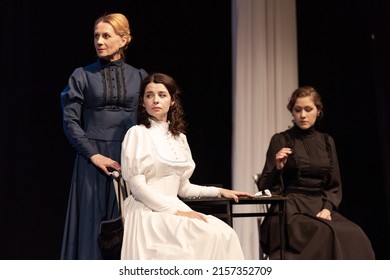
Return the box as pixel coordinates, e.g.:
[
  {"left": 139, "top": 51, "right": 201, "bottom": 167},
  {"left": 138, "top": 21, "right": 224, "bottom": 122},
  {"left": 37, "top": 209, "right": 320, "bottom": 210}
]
[{"left": 60, "top": 58, "right": 148, "bottom": 259}]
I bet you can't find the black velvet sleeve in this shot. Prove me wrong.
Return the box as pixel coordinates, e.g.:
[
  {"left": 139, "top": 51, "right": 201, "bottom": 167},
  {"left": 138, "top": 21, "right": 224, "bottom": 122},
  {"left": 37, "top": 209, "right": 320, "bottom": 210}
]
[
  {"left": 321, "top": 134, "right": 342, "bottom": 211},
  {"left": 258, "top": 133, "right": 285, "bottom": 193}
]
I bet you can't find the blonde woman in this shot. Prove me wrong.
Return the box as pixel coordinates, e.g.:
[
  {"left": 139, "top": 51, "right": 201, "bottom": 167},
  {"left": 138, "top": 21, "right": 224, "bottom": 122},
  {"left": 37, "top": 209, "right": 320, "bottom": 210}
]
[{"left": 60, "top": 13, "right": 148, "bottom": 259}]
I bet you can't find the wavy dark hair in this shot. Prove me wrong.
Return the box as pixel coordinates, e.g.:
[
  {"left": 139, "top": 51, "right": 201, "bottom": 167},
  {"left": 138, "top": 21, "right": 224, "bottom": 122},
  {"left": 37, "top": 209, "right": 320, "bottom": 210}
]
[{"left": 137, "top": 73, "right": 187, "bottom": 136}]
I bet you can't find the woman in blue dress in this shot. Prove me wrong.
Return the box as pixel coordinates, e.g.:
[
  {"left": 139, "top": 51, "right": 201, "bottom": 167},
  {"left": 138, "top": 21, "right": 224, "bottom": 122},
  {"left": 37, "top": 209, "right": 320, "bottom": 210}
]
[{"left": 60, "top": 13, "right": 148, "bottom": 259}]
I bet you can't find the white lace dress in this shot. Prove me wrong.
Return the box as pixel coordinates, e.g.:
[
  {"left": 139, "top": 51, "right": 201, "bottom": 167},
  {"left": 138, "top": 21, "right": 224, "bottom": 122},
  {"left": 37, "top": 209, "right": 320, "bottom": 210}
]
[{"left": 120, "top": 119, "right": 244, "bottom": 259}]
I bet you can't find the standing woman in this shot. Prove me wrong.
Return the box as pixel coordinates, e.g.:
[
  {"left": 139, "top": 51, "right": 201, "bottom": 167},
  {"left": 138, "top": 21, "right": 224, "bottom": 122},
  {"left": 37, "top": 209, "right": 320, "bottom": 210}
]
[
  {"left": 258, "top": 86, "right": 375, "bottom": 259},
  {"left": 60, "top": 13, "right": 148, "bottom": 259}
]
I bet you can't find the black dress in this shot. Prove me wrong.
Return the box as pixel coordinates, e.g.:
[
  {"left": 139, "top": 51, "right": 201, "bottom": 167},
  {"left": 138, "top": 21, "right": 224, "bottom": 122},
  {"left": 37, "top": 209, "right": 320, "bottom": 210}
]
[
  {"left": 60, "top": 58, "right": 148, "bottom": 259},
  {"left": 258, "top": 125, "right": 375, "bottom": 259}
]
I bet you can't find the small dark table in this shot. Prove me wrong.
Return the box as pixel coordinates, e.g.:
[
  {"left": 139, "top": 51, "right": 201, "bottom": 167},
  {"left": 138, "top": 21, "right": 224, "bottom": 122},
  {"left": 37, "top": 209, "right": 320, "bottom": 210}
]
[{"left": 182, "top": 195, "right": 288, "bottom": 260}]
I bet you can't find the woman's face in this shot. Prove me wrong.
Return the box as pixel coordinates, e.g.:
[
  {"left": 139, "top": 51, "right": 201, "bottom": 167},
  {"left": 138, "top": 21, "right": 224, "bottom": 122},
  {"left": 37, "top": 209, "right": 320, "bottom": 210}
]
[
  {"left": 292, "top": 96, "right": 318, "bottom": 130},
  {"left": 94, "top": 22, "right": 126, "bottom": 61},
  {"left": 143, "top": 82, "right": 175, "bottom": 122}
]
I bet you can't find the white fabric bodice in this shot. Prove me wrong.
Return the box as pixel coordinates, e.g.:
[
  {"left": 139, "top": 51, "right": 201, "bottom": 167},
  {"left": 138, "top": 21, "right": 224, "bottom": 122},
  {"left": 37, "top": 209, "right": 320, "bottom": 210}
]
[
  {"left": 121, "top": 119, "right": 220, "bottom": 214},
  {"left": 120, "top": 119, "right": 244, "bottom": 260}
]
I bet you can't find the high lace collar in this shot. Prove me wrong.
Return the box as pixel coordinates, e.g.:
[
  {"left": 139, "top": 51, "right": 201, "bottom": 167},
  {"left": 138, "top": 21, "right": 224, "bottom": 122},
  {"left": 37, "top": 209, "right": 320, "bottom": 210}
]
[
  {"left": 150, "top": 118, "right": 170, "bottom": 131},
  {"left": 97, "top": 58, "right": 124, "bottom": 68}
]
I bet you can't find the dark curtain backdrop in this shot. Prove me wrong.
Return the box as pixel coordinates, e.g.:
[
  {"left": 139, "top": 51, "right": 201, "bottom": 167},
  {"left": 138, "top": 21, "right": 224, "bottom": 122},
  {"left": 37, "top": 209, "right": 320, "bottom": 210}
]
[
  {"left": 0, "top": 0, "right": 232, "bottom": 259},
  {"left": 296, "top": 0, "right": 390, "bottom": 259},
  {"left": 0, "top": 0, "right": 389, "bottom": 260}
]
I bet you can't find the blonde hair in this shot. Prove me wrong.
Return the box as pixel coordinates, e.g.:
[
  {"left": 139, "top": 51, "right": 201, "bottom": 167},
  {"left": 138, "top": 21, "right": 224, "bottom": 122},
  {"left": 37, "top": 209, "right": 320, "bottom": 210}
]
[{"left": 94, "top": 13, "right": 132, "bottom": 59}]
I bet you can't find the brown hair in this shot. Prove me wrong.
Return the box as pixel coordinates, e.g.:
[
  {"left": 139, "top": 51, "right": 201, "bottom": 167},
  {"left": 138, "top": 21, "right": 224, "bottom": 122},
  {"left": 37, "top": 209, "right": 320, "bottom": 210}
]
[
  {"left": 138, "top": 73, "right": 187, "bottom": 136},
  {"left": 94, "top": 13, "right": 132, "bottom": 59},
  {"left": 287, "top": 86, "right": 324, "bottom": 120}
]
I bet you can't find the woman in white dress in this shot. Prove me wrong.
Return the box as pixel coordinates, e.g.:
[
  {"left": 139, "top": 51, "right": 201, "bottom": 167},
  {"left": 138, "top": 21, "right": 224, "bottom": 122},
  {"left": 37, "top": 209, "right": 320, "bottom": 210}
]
[{"left": 120, "top": 73, "right": 254, "bottom": 259}]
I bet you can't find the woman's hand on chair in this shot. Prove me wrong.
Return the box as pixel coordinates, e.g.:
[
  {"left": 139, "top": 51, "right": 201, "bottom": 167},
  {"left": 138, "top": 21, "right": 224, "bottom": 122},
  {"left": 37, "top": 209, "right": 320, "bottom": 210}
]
[{"left": 90, "top": 153, "right": 121, "bottom": 175}]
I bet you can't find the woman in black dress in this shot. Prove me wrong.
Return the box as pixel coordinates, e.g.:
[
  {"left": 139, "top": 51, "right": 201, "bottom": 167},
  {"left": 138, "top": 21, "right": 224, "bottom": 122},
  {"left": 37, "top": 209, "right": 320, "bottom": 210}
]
[
  {"left": 258, "top": 86, "right": 375, "bottom": 259},
  {"left": 60, "top": 13, "right": 148, "bottom": 259}
]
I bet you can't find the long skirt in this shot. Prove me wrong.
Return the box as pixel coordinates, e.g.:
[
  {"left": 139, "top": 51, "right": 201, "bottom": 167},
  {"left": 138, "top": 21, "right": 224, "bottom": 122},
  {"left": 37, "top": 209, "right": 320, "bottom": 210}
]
[
  {"left": 60, "top": 140, "right": 120, "bottom": 260},
  {"left": 121, "top": 196, "right": 245, "bottom": 260},
  {"left": 260, "top": 193, "right": 375, "bottom": 260}
]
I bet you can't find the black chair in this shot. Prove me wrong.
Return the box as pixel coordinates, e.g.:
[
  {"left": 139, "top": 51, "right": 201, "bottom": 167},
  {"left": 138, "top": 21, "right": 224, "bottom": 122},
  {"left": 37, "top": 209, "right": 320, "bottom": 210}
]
[{"left": 252, "top": 173, "right": 269, "bottom": 260}]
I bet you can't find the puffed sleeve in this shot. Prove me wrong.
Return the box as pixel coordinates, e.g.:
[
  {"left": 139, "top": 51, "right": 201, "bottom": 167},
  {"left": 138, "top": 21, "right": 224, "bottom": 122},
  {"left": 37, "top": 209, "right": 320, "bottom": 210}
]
[
  {"left": 177, "top": 134, "right": 221, "bottom": 198},
  {"left": 121, "top": 126, "right": 181, "bottom": 214},
  {"left": 60, "top": 68, "right": 97, "bottom": 159}
]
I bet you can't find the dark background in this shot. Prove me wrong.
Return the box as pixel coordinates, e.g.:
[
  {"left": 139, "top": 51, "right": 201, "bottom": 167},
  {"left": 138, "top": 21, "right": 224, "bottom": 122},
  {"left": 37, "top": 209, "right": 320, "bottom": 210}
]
[{"left": 1, "top": 0, "right": 389, "bottom": 259}]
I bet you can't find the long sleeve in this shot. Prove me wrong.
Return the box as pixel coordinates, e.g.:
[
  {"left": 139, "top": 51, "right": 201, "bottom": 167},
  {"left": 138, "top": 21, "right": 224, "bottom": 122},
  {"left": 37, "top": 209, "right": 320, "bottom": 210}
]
[
  {"left": 61, "top": 60, "right": 148, "bottom": 160},
  {"left": 178, "top": 180, "right": 220, "bottom": 198},
  {"left": 321, "top": 134, "right": 342, "bottom": 210},
  {"left": 259, "top": 128, "right": 343, "bottom": 211},
  {"left": 258, "top": 133, "right": 285, "bottom": 193},
  {"left": 121, "top": 124, "right": 220, "bottom": 214},
  {"left": 61, "top": 68, "right": 98, "bottom": 159},
  {"left": 121, "top": 126, "right": 180, "bottom": 214}
]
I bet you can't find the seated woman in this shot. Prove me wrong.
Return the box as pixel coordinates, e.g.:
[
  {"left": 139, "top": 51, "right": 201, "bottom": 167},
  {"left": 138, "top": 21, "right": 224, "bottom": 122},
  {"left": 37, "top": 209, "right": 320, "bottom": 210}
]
[
  {"left": 258, "top": 86, "right": 375, "bottom": 260},
  {"left": 120, "top": 72, "right": 254, "bottom": 259}
]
